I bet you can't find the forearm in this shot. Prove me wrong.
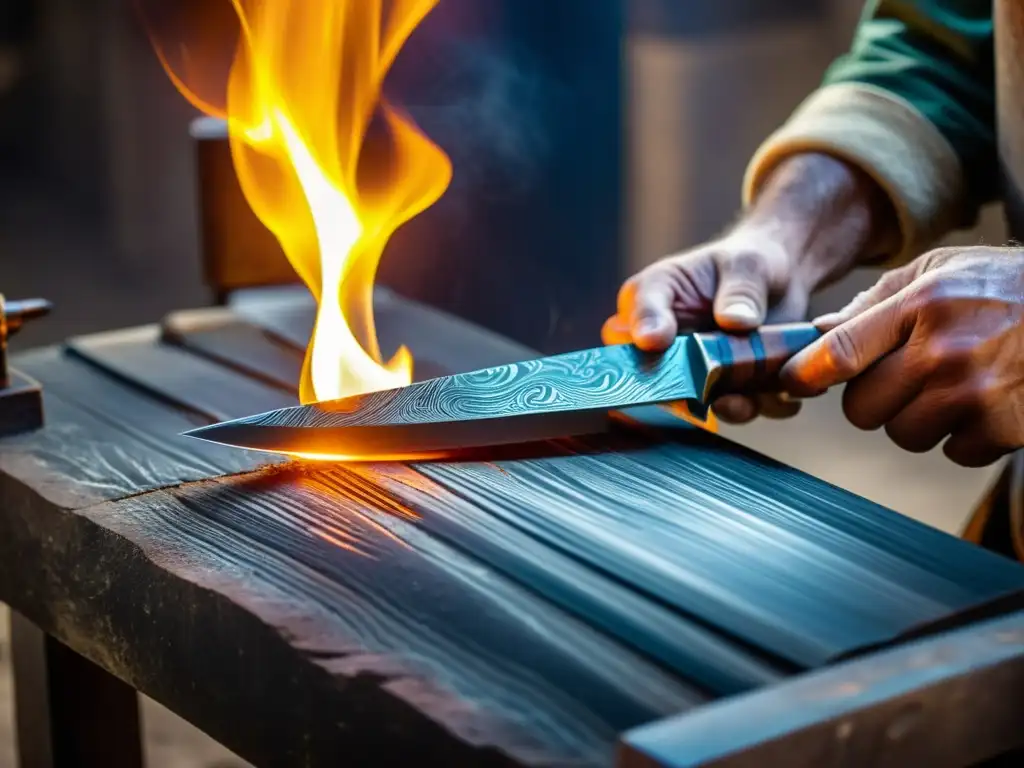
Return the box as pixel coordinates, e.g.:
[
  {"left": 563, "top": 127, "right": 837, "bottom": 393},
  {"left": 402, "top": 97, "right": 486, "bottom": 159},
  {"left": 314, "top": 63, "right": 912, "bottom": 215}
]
[
  {"left": 744, "top": 0, "right": 996, "bottom": 267},
  {"left": 741, "top": 152, "right": 899, "bottom": 290}
]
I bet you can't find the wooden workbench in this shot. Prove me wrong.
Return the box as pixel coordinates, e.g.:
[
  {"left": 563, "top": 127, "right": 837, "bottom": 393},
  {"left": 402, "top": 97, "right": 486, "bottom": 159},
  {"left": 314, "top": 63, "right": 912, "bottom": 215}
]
[{"left": 1, "top": 287, "right": 1022, "bottom": 767}]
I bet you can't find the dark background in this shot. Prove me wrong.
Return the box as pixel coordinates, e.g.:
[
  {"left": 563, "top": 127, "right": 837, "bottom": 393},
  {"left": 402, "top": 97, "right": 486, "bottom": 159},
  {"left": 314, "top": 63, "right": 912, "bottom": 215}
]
[{"left": 0, "top": 0, "right": 873, "bottom": 354}]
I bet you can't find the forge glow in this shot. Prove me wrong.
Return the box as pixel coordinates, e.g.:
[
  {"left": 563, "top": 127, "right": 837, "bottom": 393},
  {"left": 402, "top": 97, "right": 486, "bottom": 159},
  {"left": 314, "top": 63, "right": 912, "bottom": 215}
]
[{"left": 151, "top": 0, "right": 452, "bottom": 414}]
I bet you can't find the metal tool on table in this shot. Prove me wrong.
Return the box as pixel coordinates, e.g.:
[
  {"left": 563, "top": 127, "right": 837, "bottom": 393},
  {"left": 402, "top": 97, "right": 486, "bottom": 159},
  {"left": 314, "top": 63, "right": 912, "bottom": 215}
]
[
  {"left": 0, "top": 294, "right": 52, "bottom": 436},
  {"left": 184, "top": 322, "right": 822, "bottom": 457}
]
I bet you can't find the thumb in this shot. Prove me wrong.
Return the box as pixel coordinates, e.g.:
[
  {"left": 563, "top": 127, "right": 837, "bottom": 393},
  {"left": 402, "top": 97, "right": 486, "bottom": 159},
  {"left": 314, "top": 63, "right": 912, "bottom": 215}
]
[
  {"left": 713, "top": 251, "right": 771, "bottom": 330},
  {"left": 782, "top": 286, "right": 915, "bottom": 395}
]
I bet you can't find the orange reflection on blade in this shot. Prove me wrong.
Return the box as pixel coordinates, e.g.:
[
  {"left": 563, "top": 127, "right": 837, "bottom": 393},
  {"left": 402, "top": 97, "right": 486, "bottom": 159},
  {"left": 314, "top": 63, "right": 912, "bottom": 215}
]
[{"left": 665, "top": 401, "right": 720, "bottom": 433}]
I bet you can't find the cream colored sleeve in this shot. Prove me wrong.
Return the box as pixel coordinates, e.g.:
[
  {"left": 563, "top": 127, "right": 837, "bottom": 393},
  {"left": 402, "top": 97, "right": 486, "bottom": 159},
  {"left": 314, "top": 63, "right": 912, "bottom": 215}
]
[{"left": 741, "top": 82, "right": 965, "bottom": 266}]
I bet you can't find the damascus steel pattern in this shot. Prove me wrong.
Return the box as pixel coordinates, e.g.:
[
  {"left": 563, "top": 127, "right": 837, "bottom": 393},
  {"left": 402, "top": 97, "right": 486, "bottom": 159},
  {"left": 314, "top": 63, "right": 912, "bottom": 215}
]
[
  {"left": 185, "top": 322, "right": 820, "bottom": 456},
  {"left": 185, "top": 336, "right": 700, "bottom": 455}
]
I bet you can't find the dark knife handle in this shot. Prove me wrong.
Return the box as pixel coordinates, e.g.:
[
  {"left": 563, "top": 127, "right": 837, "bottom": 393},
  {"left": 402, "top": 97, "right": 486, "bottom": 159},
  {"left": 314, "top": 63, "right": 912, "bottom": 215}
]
[{"left": 693, "top": 322, "right": 822, "bottom": 400}]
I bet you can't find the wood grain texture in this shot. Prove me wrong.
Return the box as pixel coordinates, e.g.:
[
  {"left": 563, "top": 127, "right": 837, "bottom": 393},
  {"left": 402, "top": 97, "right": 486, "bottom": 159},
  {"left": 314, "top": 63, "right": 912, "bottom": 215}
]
[
  {"left": 3, "top": 291, "right": 1024, "bottom": 767},
  {"left": 6, "top": 347, "right": 273, "bottom": 508},
  {"left": 0, "top": 296, "right": 717, "bottom": 767},
  {"left": 620, "top": 610, "right": 1024, "bottom": 768},
  {"left": 0, "top": 462, "right": 702, "bottom": 766},
  {"left": 60, "top": 309, "right": 791, "bottom": 697},
  {"left": 157, "top": 304, "right": 1024, "bottom": 669},
  {"left": 162, "top": 306, "right": 303, "bottom": 392},
  {"left": 66, "top": 326, "right": 295, "bottom": 422}
]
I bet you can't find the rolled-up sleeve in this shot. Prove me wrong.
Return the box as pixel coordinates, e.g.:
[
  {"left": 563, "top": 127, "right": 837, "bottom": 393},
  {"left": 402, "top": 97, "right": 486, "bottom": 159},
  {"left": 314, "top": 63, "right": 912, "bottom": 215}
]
[{"left": 743, "top": 0, "right": 996, "bottom": 265}]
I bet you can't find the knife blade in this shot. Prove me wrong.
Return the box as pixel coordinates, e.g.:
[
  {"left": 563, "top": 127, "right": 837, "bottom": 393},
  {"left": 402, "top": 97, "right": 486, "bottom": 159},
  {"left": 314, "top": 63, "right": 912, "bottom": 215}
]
[{"left": 183, "top": 322, "right": 821, "bottom": 458}]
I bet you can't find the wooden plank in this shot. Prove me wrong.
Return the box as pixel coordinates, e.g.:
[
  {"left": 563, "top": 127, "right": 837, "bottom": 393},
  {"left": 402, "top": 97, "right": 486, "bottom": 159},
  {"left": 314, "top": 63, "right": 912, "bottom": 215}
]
[
  {"left": 19, "top": 336, "right": 789, "bottom": 698},
  {"left": 65, "top": 326, "right": 296, "bottom": 422},
  {"left": 4, "top": 348, "right": 273, "bottom": 510},
  {"left": 0, "top": 323, "right": 712, "bottom": 764},
  {"left": 2, "top": 291, "right": 1022, "bottom": 765},
  {"left": 162, "top": 306, "right": 303, "bottom": 392},
  {"left": 227, "top": 297, "right": 1024, "bottom": 594},
  {"left": 256, "top": 462, "right": 787, "bottom": 696},
  {"left": 62, "top": 312, "right": 786, "bottom": 695},
  {"left": 618, "top": 609, "right": 1024, "bottom": 768},
  {"left": 0, "top": 446, "right": 705, "bottom": 766},
  {"left": 158, "top": 307, "right": 1024, "bottom": 669}
]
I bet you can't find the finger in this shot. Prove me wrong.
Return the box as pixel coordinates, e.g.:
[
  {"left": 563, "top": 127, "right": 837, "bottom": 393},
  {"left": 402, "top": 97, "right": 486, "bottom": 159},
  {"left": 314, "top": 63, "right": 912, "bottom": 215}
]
[
  {"left": 601, "top": 314, "right": 632, "bottom": 346},
  {"left": 712, "top": 394, "right": 759, "bottom": 424},
  {"left": 884, "top": 385, "right": 968, "bottom": 454},
  {"left": 620, "top": 276, "right": 678, "bottom": 351},
  {"left": 943, "top": 424, "right": 1010, "bottom": 468},
  {"left": 713, "top": 251, "right": 770, "bottom": 331},
  {"left": 756, "top": 392, "right": 802, "bottom": 420},
  {"left": 781, "top": 290, "right": 915, "bottom": 396},
  {"left": 811, "top": 263, "right": 918, "bottom": 330},
  {"left": 840, "top": 347, "right": 923, "bottom": 431}
]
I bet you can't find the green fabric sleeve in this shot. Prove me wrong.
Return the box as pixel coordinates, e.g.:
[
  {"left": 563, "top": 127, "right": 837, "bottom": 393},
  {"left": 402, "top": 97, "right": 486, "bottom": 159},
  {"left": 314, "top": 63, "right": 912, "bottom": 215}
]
[{"left": 823, "top": 0, "right": 996, "bottom": 223}]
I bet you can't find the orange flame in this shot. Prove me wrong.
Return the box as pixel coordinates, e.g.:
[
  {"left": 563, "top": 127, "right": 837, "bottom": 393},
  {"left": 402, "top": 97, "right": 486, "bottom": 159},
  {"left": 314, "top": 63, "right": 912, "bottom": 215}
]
[{"left": 152, "top": 0, "right": 451, "bottom": 404}]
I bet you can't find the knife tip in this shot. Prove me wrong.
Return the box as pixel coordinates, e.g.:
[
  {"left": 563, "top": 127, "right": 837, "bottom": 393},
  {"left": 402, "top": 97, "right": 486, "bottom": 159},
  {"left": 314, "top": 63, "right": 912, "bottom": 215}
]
[{"left": 181, "top": 423, "right": 220, "bottom": 441}]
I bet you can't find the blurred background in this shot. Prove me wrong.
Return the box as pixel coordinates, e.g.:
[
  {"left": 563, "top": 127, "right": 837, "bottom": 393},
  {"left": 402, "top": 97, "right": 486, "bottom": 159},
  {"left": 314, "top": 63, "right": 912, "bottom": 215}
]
[{"left": 0, "top": 0, "right": 1010, "bottom": 765}]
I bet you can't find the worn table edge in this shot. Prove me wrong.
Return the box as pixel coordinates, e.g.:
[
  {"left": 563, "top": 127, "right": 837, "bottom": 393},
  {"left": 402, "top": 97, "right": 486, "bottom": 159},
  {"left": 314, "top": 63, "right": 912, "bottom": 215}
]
[{"left": 617, "top": 609, "right": 1024, "bottom": 767}]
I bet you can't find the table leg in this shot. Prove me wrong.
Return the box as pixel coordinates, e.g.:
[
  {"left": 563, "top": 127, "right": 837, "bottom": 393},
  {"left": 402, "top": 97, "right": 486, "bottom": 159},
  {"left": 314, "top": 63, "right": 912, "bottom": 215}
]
[{"left": 9, "top": 610, "right": 144, "bottom": 768}]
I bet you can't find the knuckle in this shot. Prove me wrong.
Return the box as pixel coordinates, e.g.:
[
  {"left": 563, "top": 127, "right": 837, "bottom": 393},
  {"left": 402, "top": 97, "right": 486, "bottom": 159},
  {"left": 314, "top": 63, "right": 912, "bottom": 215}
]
[
  {"left": 720, "top": 249, "right": 768, "bottom": 280},
  {"left": 915, "top": 339, "right": 949, "bottom": 372},
  {"left": 620, "top": 270, "right": 665, "bottom": 314},
  {"left": 906, "top": 271, "right": 946, "bottom": 306},
  {"left": 913, "top": 337, "right": 976, "bottom": 376},
  {"left": 877, "top": 267, "right": 909, "bottom": 292},
  {"left": 962, "top": 376, "right": 1004, "bottom": 413},
  {"left": 918, "top": 246, "right": 958, "bottom": 268},
  {"left": 824, "top": 326, "right": 862, "bottom": 376}
]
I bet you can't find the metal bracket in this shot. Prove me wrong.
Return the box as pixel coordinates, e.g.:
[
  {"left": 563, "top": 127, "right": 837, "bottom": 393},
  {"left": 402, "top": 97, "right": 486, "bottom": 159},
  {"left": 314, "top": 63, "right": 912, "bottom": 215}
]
[{"left": 0, "top": 293, "right": 51, "bottom": 436}]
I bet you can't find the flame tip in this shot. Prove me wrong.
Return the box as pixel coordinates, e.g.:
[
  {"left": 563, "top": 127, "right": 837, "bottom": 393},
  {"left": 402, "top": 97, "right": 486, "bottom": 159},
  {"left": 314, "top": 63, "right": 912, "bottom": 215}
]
[{"left": 156, "top": 0, "right": 449, "bottom": 409}]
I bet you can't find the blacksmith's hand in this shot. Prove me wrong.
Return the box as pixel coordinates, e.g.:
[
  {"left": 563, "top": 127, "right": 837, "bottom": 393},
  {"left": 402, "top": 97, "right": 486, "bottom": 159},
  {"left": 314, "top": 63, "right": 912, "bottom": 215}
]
[
  {"left": 601, "top": 228, "right": 807, "bottom": 424},
  {"left": 781, "top": 247, "right": 1024, "bottom": 467},
  {"left": 603, "top": 153, "right": 896, "bottom": 424}
]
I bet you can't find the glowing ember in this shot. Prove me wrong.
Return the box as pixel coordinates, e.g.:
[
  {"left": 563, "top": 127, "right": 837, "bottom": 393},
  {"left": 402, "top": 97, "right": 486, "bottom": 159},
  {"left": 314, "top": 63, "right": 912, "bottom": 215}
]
[{"left": 151, "top": 0, "right": 452, "bottom": 405}]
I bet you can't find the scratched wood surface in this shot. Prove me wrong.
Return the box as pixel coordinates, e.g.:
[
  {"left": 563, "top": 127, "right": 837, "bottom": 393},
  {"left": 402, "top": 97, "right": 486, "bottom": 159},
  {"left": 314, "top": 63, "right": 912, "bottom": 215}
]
[{"left": 1, "top": 287, "right": 1023, "bottom": 767}]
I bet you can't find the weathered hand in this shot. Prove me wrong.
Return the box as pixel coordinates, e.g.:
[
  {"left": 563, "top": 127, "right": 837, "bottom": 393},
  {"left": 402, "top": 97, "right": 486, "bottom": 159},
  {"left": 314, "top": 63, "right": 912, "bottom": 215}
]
[
  {"left": 782, "top": 247, "right": 1024, "bottom": 467},
  {"left": 602, "top": 228, "right": 810, "bottom": 423},
  {"left": 603, "top": 153, "right": 893, "bottom": 423}
]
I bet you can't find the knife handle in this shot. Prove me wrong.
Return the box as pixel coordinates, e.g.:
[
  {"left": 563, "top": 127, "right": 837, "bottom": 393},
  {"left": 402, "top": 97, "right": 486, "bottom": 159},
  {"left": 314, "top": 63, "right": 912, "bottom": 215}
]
[{"left": 694, "top": 322, "right": 822, "bottom": 400}]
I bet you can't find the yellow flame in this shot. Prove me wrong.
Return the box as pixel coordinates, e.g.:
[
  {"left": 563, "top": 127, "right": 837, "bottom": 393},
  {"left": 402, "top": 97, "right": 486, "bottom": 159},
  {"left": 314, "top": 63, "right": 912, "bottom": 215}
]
[{"left": 153, "top": 0, "right": 451, "bottom": 404}]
